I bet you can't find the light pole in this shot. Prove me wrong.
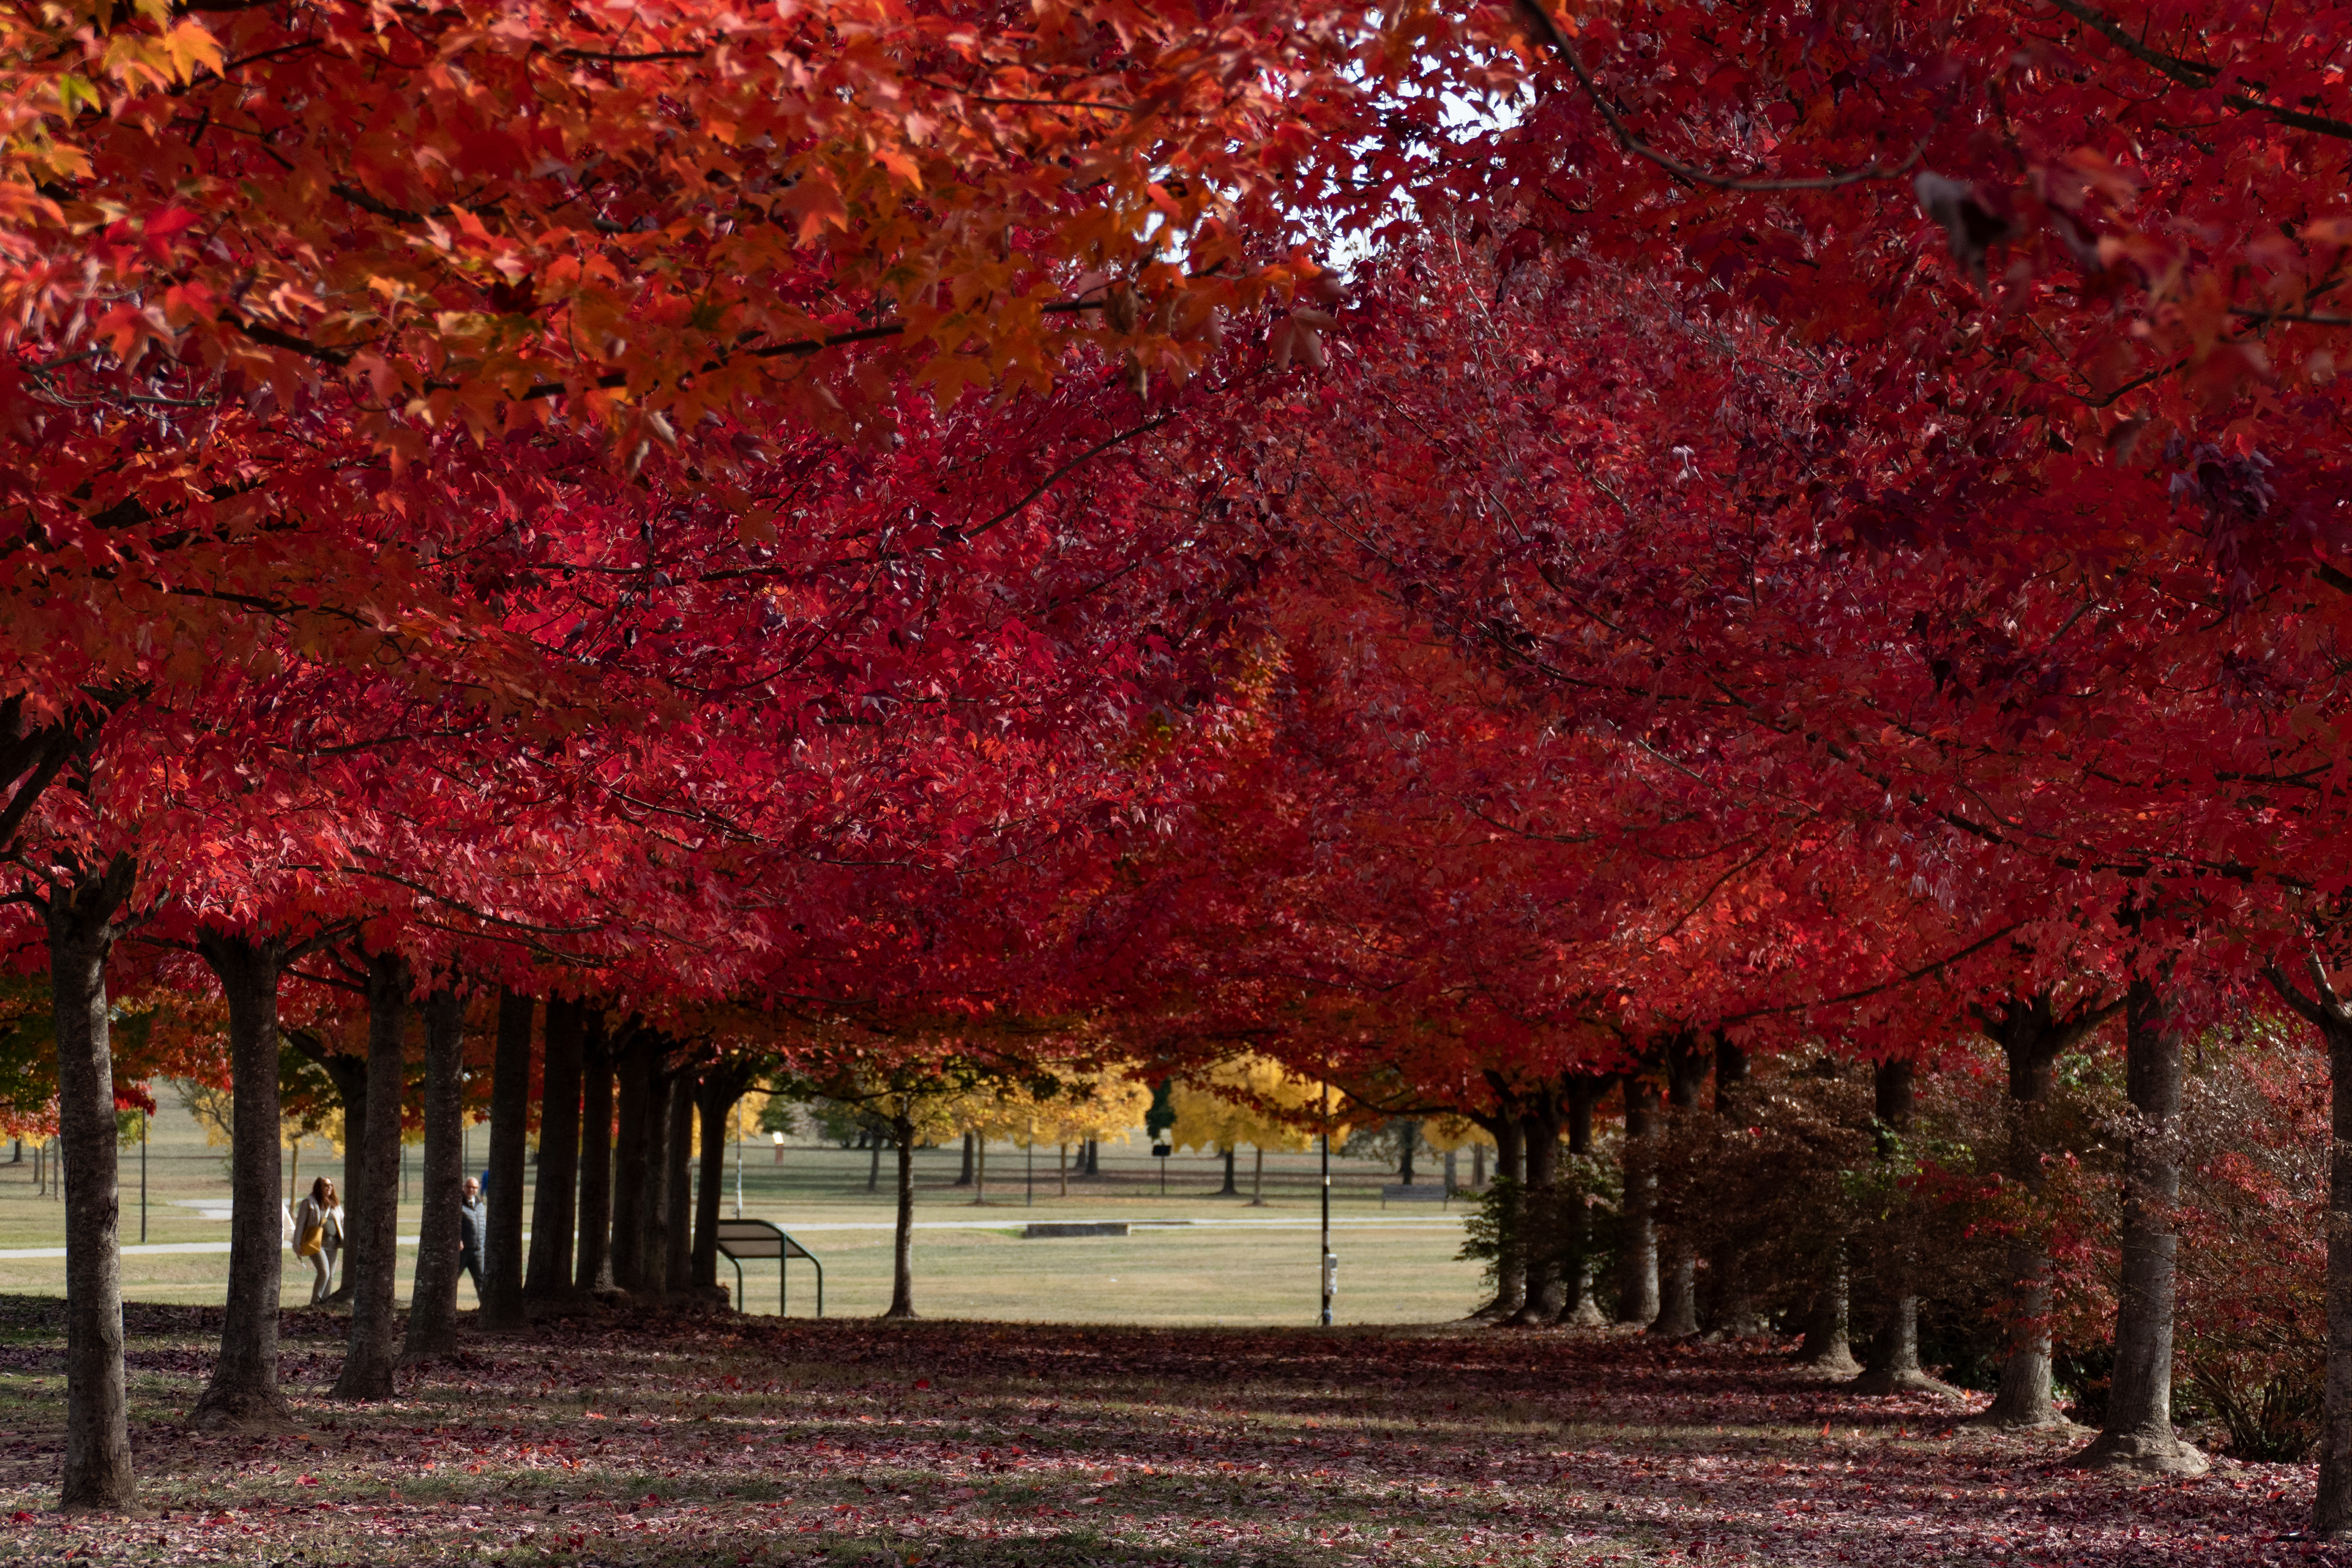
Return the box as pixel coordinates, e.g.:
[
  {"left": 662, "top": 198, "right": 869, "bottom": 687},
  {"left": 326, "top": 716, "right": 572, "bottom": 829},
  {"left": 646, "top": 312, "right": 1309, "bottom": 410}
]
[
  {"left": 1319, "top": 1076, "right": 1334, "bottom": 1327},
  {"left": 734, "top": 1104, "right": 744, "bottom": 1219}
]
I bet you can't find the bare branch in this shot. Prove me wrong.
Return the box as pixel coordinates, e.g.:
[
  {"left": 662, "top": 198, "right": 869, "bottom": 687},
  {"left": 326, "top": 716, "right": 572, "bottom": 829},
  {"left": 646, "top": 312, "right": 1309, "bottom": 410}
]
[{"left": 1508, "top": 0, "right": 1928, "bottom": 192}]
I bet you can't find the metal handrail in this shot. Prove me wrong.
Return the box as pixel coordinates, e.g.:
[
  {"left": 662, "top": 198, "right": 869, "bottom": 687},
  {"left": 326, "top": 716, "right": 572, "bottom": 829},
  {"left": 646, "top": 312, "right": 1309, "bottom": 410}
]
[{"left": 713, "top": 1218, "right": 823, "bottom": 1317}]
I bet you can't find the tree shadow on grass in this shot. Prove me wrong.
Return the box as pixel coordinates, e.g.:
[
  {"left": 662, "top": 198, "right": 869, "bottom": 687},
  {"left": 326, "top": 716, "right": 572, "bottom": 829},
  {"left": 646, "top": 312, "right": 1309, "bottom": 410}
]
[{"left": 801, "top": 1530, "right": 1313, "bottom": 1568}]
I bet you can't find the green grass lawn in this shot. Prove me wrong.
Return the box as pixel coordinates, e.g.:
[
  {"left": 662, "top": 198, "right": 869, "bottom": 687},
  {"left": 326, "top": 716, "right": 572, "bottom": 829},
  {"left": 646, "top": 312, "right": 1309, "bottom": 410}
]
[{"left": 0, "top": 1103, "right": 1482, "bottom": 1324}]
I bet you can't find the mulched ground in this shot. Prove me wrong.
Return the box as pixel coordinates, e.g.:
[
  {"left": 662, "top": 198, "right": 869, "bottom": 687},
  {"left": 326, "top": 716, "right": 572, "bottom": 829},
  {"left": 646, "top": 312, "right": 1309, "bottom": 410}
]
[{"left": 0, "top": 1296, "right": 2326, "bottom": 1566}]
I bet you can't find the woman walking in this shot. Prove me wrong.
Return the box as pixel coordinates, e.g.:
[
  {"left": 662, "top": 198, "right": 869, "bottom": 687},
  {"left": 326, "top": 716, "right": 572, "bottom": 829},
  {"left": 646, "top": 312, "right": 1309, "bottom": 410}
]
[{"left": 291, "top": 1176, "right": 344, "bottom": 1306}]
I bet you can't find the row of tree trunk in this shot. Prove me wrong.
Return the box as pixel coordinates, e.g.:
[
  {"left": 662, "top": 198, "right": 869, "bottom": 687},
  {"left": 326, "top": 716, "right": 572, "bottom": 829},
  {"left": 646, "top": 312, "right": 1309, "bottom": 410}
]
[
  {"left": 1476, "top": 987, "right": 2211, "bottom": 1479},
  {"left": 26, "top": 901, "right": 2345, "bottom": 1526},
  {"left": 38, "top": 898, "right": 770, "bottom": 1510}
]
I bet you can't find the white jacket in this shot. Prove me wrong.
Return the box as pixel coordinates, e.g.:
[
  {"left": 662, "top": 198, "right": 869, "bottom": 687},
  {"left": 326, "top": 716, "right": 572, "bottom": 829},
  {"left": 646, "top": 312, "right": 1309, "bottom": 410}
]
[{"left": 290, "top": 1195, "right": 343, "bottom": 1253}]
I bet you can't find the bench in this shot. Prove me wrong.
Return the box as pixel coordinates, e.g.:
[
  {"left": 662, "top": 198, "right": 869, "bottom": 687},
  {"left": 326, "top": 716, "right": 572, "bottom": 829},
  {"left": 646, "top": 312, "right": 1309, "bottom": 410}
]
[
  {"left": 1023, "top": 1221, "right": 1129, "bottom": 1238},
  {"left": 714, "top": 1218, "right": 824, "bottom": 1317},
  {"left": 1380, "top": 1183, "right": 1451, "bottom": 1208}
]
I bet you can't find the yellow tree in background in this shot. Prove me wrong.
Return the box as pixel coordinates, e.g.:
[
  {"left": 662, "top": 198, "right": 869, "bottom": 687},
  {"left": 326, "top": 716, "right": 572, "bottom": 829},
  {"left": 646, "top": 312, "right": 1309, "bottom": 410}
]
[
  {"left": 1423, "top": 1114, "right": 1495, "bottom": 1191},
  {"left": 1171, "top": 1057, "right": 1344, "bottom": 1205},
  {"left": 950, "top": 1071, "right": 1151, "bottom": 1199}
]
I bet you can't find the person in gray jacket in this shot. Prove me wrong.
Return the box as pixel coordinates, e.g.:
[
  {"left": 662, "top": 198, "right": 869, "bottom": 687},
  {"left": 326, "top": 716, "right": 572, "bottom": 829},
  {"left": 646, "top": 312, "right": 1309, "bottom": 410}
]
[
  {"left": 290, "top": 1176, "right": 343, "bottom": 1306},
  {"left": 458, "top": 1175, "right": 485, "bottom": 1297}
]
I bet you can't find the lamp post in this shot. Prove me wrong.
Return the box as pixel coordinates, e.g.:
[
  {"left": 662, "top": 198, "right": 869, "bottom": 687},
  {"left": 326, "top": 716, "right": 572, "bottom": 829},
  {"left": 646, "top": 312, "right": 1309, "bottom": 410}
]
[{"left": 1319, "top": 1076, "right": 1334, "bottom": 1328}]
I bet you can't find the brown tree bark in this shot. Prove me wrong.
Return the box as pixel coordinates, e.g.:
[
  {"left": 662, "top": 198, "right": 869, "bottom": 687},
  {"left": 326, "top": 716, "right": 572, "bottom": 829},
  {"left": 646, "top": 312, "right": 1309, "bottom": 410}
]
[
  {"left": 692, "top": 1065, "right": 754, "bottom": 1293},
  {"left": 330, "top": 952, "right": 410, "bottom": 1401},
  {"left": 1616, "top": 1075, "right": 1660, "bottom": 1326},
  {"left": 480, "top": 988, "right": 533, "bottom": 1329},
  {"left": 635, "top": 1053, "right": 676, "bottom": 1300},
  {"left": 1853, "top": 1057, "right": 1948, "bottom": 1396},
  {"left": 1652, "top": 1035, "right": 1708, "bottom": 1337},
  {"left": 2069, "top": 979, "right": 2208, "bottom": 1473},
  {"left": 662, "top": 1070, "right": 694, "bottom": 1293},
  {"left": 574, "top": 1011, "right": 615, "bottom": 1293},
  {"left": 41, "top": 852, "right": 141, "bottom": 1511},
  {"left": 1475, "top": 1109, "right": 1527, "bottom": 1319},
  {"left": 608, "top": 1025, "right": 652, "bottom": 1292},
  {"left": 526, "top": 996, "right": 585, "bottom": 1301},
  {"left": 1798, "top": 1261, "right": 1859, "bottom": 1373},
  {"left": 402, "top": 986, "right": 466, "bottom": 1359},
  {"left": 1975, "top": 990, "right": 2119, "bottom": 1427},
  {"left": 1708, "top": 1034, "right": 1763, "bottom": 1336},
  {"left": 1557, "top": 1074, "right": 1608, "bottom": 1326},
  {"left": 1508, "top": 1092, "right": 1564, "bottom": 1325},
  {"left": 190, "top": 930, "right": 292, "bottom": 1430},
  {"left": 884, "top": 1111, "right": 918, "bottom": 1318},
  {"left": 2264, "top": 955, "right": 2352, "bottom": 1532},
  {"left": 1713, "top": 1036, "right": 1749, "bottom": 1114}
]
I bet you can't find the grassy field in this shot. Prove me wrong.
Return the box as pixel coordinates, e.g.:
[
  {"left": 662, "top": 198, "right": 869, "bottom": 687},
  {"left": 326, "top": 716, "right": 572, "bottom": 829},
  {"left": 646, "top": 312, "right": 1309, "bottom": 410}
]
[
  {"left": 0, "top": 1102, "right": 1482, "bottom": 1325},
  {"left": 0, "top": 1301, "right": 2299, "bottom": 1567}
]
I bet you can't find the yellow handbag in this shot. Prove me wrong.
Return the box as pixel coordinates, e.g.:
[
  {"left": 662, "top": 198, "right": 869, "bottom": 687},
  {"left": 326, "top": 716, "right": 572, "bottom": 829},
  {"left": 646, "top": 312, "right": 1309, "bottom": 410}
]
[{"left": 296, "top": 1221, "right": 324, "bottom": 1259}]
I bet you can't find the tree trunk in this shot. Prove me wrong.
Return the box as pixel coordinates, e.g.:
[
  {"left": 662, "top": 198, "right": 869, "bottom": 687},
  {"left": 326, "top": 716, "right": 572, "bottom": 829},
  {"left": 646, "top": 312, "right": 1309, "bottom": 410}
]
[
  {"left": 636, "top": 1060, "right": 674, "bottom": 1300},
  {"left": 608, "top": 1028, "right": 652, "bottom": 1292},
  {"left": 1398, "top": 1120, "right": 1419, "bottom": 1186},
  {"left": 955, "top": 1131, "right": 974, "bottom": 1186},
  {"left": 2327, "top": 1001, "right": 2352, "bottom": 1533},
  {"left": 884, "top": 1115, "right": 917, "bottom": 1318},
  {"left": 1854, "top": 1058, "right": 1948, "bottom": 1396},
  {"left": 1508, "top": 1098, "right": 1563, "bottom": 1325},
  {"left": 1708, "top": 1036, "right": 1762, "bottom": 1336},
  {"left": 1617, "top": 1076, "right": 1660, "bottom": 1326},
  {"left": 2070, "top": 979, "right": 2207, "bottom": 1473},
  {"left": 1221, "top": 1145, "right": 1238, "bottom": 1195},
  {"left": 1252, "top": 1146, "right": 1265, "bottom": 1206},
  {"left": 527, "top": 996, "right": 584, "bottom": 1302},
  {"left": 2266, "top": 961, "right": 2352, "bottom": 1533},
  {"left": 1558, "top": 1075, "right": 1607, "bottom": 1327},
  {"left": 330, "top": 952, "right": 410, "bottom": 1401},
  {"left": 480, "top": 988, "right": 533, "bottom": 1329},
  {"left": 403, "top": 987, "right": 466, "bottom": 1359},
  {"left": 693, "top": 1073, "right": 746, "bottom": 1292},
  {"left": 868, "top": 1126, "right": 883, "bottom": 1192},
  {"left": 1713, "top": 1036, "right": 1749, "bottom": 1114},
  {"left": 1479, "top": 1114, "right": 1526, "bottom": 1319},
  {"left": 44, "top": 854, "right": 140, "bottom": 1510},
  {"left": 574, "top": 1011, "right": 615, "bottom": 1293},
  {"left": 1653, "top": 1040, "right": 1706, "bottom": 1338},
  {"left": 1980, "top": 995, "right": 2067, "bottom": 1427},
  {"left": 662, "top": 1072, "right": 694, "bottom": 1293},
  {"left": 1798, "top": 1261, "right": 1860, "bottom": 1373},
  {"left": 191, "top": 930, "right": 291, "bottom": 1430}
]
